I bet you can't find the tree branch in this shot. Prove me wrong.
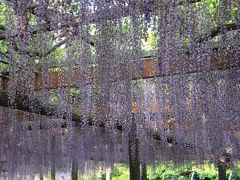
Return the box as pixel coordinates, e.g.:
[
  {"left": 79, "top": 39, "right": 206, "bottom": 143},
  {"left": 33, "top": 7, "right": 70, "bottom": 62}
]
[
  {"left": 0, "top": 33, "right": 5, "bottom": 41},
  {"left": 15, "top": 37, "right": 71, "bottom": 58},
  {"left": 197, "top": 23, "right": 240, "bottom": 43},
  {"left": 0, "top": 24, "right": 6, "bottom": 31},
  {"left": 178, "top": 0, "right": 201, "bottom": 6},
  {"left": 0, "top": 23, "right": 51, "bottom": 41},
  {"left": 0, "top": 51, "right": 9, "bottom": 63},
  {"left": 44, "top": 37, "right": 71, "bottom": 57}
]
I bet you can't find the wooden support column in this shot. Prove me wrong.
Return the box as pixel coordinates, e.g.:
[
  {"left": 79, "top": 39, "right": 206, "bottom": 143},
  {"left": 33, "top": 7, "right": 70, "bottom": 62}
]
[
  {"left": 129, "top": 115, "right": 140, "bottom": 180},
  {"left": 71, "top": 159, "right": 78, "bottom": 180}
]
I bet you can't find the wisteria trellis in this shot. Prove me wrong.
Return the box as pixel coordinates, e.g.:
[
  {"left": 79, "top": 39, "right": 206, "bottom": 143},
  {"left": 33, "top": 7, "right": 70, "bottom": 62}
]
[{"left": 0, "top": 0, "right": 239, "bottom": 179}]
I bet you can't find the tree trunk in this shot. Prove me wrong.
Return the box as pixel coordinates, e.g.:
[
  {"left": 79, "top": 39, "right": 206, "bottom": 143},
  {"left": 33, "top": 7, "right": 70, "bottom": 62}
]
[
  {"left": 51, "top": 136, "right": 56, "bottom": 180},
  {"left": 39, "top": 173, "right": 44, "bottom": 180},
  {"left": 141, "top": 164, "right": 147, "bottom": 180},
  {"left": 71, "top": 159, "right": 78, "bottom": 180},
  {"left": 106, "top": 167, "right": 111, "bottom": 180},
  {"left": 218, "top": 162, "right": 227, "bottom": 180},
  {"left": 129, "top": 137, "right": 140, "bottom": 180},
  {"left": 51, "top": 167, "right": 55, "bottom": 180},
  {"left": 129, "top": 115, "right": 140, "bottom": 180}
]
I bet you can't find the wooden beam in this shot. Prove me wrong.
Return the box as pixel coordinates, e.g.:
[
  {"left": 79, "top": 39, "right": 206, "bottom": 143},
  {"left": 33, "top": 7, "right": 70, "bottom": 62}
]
[
  {"left": 1, "top": 49, "right": 238, "bottom": 91},
  {"left": 0, "top": 91, "right": 52, "bottom": 115},
  {"left": 0, "top": 91, "right": 83, "bottom": 123}
]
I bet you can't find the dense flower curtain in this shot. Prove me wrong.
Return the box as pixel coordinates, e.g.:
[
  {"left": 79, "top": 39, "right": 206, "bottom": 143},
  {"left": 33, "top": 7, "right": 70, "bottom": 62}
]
[{"left": 0, "top": 0, "right": 239, "bottom": 178}]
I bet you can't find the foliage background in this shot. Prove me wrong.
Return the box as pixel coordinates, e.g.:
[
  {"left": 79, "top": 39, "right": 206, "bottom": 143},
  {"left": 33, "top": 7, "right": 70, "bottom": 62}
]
[{"left": 98, "top": 162, "right": 240, "bottom": 180}]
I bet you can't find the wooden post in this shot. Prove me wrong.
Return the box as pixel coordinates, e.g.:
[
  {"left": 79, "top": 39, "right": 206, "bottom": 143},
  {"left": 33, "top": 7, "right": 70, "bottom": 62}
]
[
  {"left": 71, "top": 159, "right": 78, "bottom": 180},
  {"left": 129, "top": 115, "right": 140, "bottom": 180}
]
